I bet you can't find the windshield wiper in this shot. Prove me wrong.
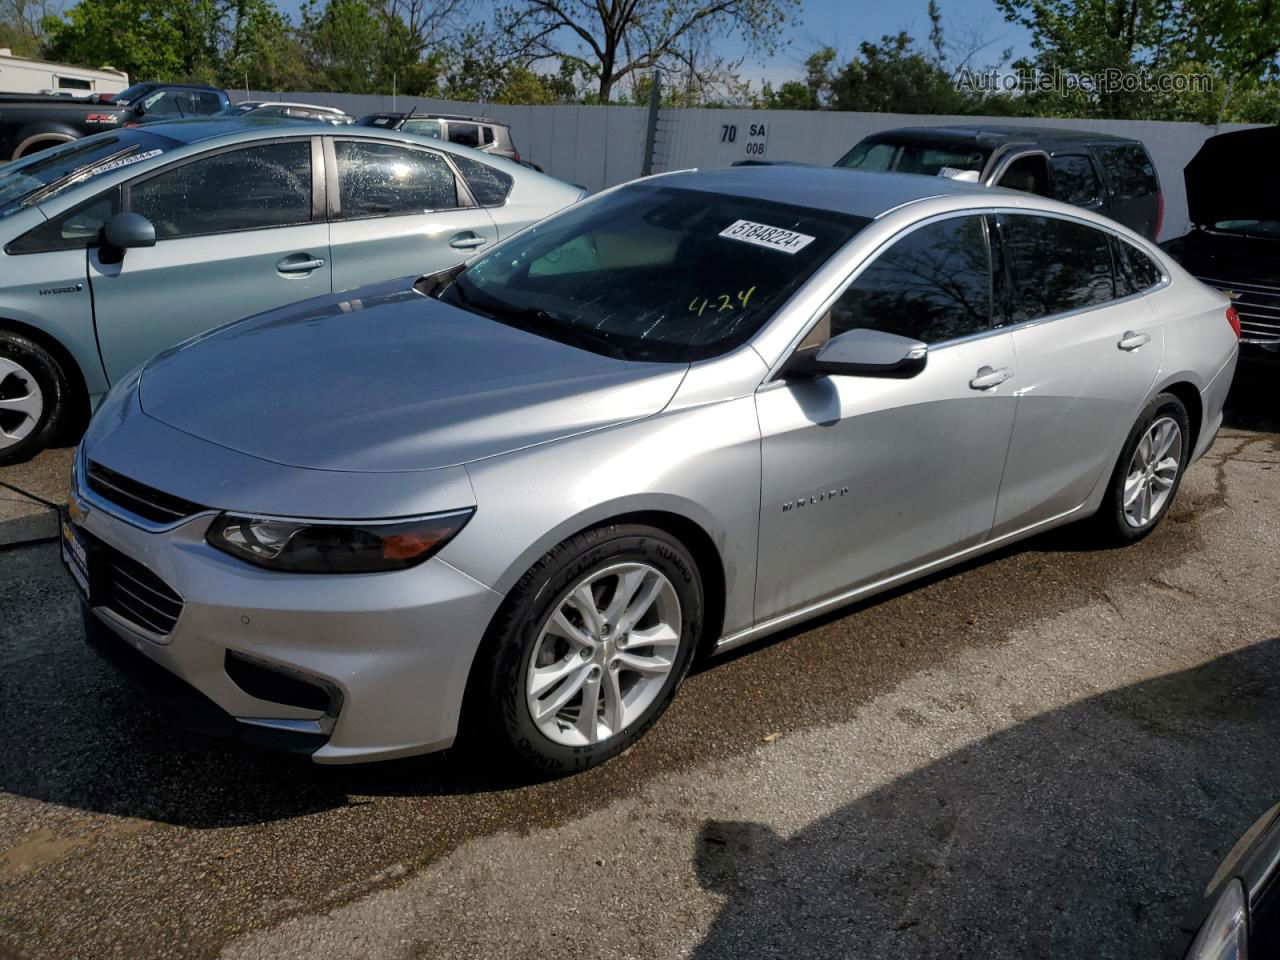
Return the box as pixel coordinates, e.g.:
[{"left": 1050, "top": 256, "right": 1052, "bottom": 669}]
[
  {"left": 444, "top": 282, "right": 628, "bottom": 360},
  {"left": 20, "top": 145, "right": 136, "bottom": 208}
]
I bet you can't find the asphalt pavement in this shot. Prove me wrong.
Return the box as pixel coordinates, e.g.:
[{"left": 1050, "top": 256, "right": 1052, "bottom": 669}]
[{"left": 0, "top": 358, "right": 1276, "bottom": 959}]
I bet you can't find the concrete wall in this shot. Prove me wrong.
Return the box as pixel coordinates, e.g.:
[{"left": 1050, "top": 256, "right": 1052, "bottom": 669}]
[{"left": 240, "top": 89, "right": 1257, "bottom": 240}]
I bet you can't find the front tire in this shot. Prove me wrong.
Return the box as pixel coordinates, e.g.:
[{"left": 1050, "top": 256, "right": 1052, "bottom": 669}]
[
  {"left": 471, "top": 524, "right": 703, "bottom": 776},
  {"left": 0, "top": 330, "right": 69, "bottom": 466},
  {"left": 1095, "top": 392, "right": 1190, "bottom": 544}
]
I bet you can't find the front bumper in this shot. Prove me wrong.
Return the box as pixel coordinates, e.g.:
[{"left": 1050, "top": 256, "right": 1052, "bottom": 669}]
[{"left": 71, "top": 473, "right": 505, "bottom": 765}]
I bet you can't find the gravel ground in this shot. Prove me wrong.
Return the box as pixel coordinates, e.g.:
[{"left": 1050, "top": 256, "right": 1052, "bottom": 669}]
[{"left": 0, "top": 360, "right": 1276, "bottom": 959}]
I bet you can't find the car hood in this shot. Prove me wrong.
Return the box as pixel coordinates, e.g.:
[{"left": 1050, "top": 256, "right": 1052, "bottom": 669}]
[
  {"left": 1184, "top": 125, "right": 1280, "bottom": 226},
  {"left": 138, "top": 281, "right": 688, "bottom": 473}
]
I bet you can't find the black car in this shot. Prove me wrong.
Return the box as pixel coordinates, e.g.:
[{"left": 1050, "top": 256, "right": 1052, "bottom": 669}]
[
  {"left": 1161, "top": 125, "right": 1280, "bottom": 351},
  {"left": 1181, "top": 800, "right": 1280, "bottom": 958},
  {"left": 835, "top": 125, "right": 1164, "bottom": 240}
]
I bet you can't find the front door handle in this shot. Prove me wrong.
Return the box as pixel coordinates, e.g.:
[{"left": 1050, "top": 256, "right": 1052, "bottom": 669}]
[
  {"left": 969, "top": 365, "right": 1011, "bottom": 390},
  {"left": 449, "top": 232, "right": 488, "bottom": 250},
  {"left": 1118, "top": 330, "right": 1151, "bottom": 351},
  {"left": 277, "top": 255, "right": 326, "bottom": 274}
]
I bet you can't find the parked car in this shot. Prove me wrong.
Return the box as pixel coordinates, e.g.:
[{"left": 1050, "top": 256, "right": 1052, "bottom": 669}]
[
  {"left": 834, "top": 126, "right": 1164, "bottom": 240},
  {"left": 67, "top": 166, "right": 1237, "bottom": 772},
  {"left": 357, "top": 111, "right": 524, "bottom": 162},
  {"left": 215, "top": 101, "right": 354, "bottom": 125},
  {"left": 1161, "top": 125, "right": 1280, "bottom": 352},
  {"left": 0, "top": 83, "right": 228, "bottom": 161},
  {"left": 1181, "top": 799, "right": 1280, "bottom": 958},
  {"left": 0, "top": 119, "right": 583, "bottom": 463}
]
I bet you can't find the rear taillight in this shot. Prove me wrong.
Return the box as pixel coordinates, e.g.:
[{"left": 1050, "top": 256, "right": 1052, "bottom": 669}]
[
  {"left": 1226, "top": 305, "right": 1241, "bottom": 338},
  {"left": 513, "top": 149, "right": 521, "bottom": 163},
  {"left": 1155, "top": 192, "right": 1164, "bottom": 238}
]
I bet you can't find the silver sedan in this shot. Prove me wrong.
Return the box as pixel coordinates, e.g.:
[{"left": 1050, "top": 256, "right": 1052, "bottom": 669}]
[{"left": 66, "top": 166, "right": 1239, "bottom": 773}]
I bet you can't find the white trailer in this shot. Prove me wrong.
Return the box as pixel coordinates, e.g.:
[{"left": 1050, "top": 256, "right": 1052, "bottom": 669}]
[{"left": 0, "top": 49, "right": 128, "bottom": 96}]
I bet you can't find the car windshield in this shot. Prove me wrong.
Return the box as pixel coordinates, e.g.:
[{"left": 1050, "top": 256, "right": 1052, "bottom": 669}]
[
  {"left": 836, "top": 138, "right": 990, "bottom": 178},
  {"left": 1211, "top": 219, "right": 1280, "bottom": 238},
  {"left": 0, "top": 130, "right": 173, "bottom": 221},
  {"left": 112, "top": 83, "right": 151, "bottom": 103},
  {"left": 439, "top": 183, "right": 869, "bottom": 362}
]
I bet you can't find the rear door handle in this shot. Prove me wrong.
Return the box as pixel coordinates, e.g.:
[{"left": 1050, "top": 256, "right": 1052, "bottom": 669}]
[
  {"left": 277, "top": 255, "right": 326, "bottom": 274},
  {"left": 1118, "top": 330, "right": 1151, "bottom": 351},
  {"left": 449, "top": 232, "right": 488, "bottom": 250},
  {"left": 969, "top": 365, "right": 1011, "bottom": 390}
]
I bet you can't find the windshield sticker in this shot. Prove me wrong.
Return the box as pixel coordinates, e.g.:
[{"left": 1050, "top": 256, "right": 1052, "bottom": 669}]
[
  {"left": 937, "top": 166, "right": 980, "bottom": 182},
  {"left": 86, "top": 148, "right": 162, "bottom": 178},
  {"left": 718, "top": 219, "right": 815, "bottom": 254}
]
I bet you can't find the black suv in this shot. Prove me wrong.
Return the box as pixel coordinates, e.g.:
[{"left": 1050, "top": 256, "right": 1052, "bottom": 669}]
[
  {"left": 1161, "top": 125, "right": 1280, "bottom": 351},
  {"left": 835, "top": 126, "right": 1163, "bottom": 240}
]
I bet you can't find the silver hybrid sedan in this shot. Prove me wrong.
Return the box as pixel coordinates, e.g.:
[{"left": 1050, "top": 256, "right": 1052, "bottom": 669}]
[
  {"left": 0, "top": 118, "right": 582, "bottom": 463},
  {"left": 66, "top": 167, "right": 1239, "bottom": 773}
]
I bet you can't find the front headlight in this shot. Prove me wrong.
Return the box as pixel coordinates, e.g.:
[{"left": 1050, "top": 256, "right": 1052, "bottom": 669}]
[
  {"left": 206, "top": 509, "right": 474, "bottom": 573},
  {"left": 1186, "top": 878, "right": 1248, "bottom": 960}
]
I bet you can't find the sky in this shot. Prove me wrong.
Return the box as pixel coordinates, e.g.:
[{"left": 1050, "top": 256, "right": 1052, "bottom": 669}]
[{"left": 738, "top": 0, "right": 1037, "bottom": 88}]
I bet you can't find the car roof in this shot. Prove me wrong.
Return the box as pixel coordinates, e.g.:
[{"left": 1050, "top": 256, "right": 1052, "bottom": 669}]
[
  {"left": 653, "top": 165, "right": 996, "bottom": 219},
  {"left": 864, "top": 125, "right": 1143, "bottom": 148},
  {"left": 367, "top": 111, "right": 504, "bottom": 125}
]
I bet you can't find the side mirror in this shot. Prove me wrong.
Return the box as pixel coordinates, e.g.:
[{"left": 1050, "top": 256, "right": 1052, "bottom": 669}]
[
  {"left": 811, "top": 328, "right": 927, "bottom": 377},
  {"left": 104, "top": 212, "right": 156, "bottom": 251}
]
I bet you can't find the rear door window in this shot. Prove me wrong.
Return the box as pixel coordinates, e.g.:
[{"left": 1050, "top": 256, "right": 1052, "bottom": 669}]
[
  {"left": 1096, "top": 145, "right": 1159, "bottom": 200},
  {"left": 334, "top": 140, "right": 459, "bottom": 217},
  {"left": 829, "top": 215, "right": 992, "bottom": 344},
  {"left": 446, "top": 123, "right": 482, "bottom": 149},
  {"left": 1113, "top": 238, "right": 1163, "bottom": 294},
  {"left": 130, "top": 140, "right": 312, "bottom": 238},
  {"left": 401, "top": 119, "right": 442, "bottom": 139},
  {"left": 450, "top": 154, "right": 514, "bottom": 206},
  {"left": 999, "top": 214, "right": 1116, "bottom": 321},
  {"left": 1050, "top": 154, "right": 1101, "bottom": 206}
]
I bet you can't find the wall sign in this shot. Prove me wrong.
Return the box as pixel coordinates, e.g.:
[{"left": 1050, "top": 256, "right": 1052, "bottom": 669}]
[{"left": 719, "top": 121, "right": 768, "bottom": 160}]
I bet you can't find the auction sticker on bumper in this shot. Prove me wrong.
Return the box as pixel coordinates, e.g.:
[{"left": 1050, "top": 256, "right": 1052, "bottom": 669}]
[
  {"left": 718, "top": 219, "right": 816, "bottom": 254},
  {"left": 61, "top": 517, "right": 90, "bottom": 600}
]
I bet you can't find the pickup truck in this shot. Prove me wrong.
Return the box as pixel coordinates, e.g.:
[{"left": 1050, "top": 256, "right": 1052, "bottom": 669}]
[{"left": 0, "top": 82, "right": 228, "bottom": 161}]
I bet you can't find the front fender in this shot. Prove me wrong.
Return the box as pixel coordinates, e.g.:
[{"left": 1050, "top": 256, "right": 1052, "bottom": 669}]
[{"left": 442, "top": 396, "right": 763, "bottom": 640}]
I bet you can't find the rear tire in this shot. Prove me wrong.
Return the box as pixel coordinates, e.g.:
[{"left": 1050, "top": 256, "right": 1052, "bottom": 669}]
[
  {"left": 1094, "top": 392, "right": 1190, "bottom": 544},
  {"left": 0, "top": 330, "right": 69, "bottom": 466},
  {"left": 469, "top": 523, "right": 703, "bottom": 776}
]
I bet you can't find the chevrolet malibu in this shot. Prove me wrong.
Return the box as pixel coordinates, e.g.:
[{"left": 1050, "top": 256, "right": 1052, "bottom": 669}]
[
  {"left": 67, "top": 167, "right": 1239, "bottom": 773},
  {"left": 0, "top": 118, "right": 582, "bottom": 463}
]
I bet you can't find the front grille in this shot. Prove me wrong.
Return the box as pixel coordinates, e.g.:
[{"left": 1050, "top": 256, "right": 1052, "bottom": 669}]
[
  {"left": 97, "top": 540, "right": 185, "bottom": 636},
  {"left": 87, "top": 462, "right": 205, "bottom": 525},
  {"left": 1197, "top": 276, "right": 1280, "bottom": 345}
]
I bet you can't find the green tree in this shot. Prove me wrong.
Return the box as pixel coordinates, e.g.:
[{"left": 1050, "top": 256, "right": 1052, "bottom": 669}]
[{"left": 496, "top": 0, "right": 798, "bottom": 103}]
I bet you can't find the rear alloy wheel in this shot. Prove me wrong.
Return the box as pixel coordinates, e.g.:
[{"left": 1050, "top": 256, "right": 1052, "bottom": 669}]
[
  {"left": 0, "top": 331, "right": 69, "bottom": 466},
  {"left": 1095, "top": 392, "right": 1190, "bottom": 543},
  {"left": 1122, "top": 416, "right": 1183, "bottom": 529},
  {"left": 473, "top": 524, "right": 703, "bottom": 775}
]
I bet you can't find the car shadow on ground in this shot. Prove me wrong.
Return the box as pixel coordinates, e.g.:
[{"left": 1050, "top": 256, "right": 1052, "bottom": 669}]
[{"left": 691, "top": 637, "right": 1280, "bottom": 960}]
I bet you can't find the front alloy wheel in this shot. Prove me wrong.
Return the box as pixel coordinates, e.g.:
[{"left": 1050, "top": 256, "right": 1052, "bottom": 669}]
[
  {"left": 471, "top": 523, "right": 703, "bottom": 775},
  {"left": 527, "top": 562, "right": 682, "bottom": 747},
  {"left": 0, "top": 356, "right": 44, "bottom": 451}
]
